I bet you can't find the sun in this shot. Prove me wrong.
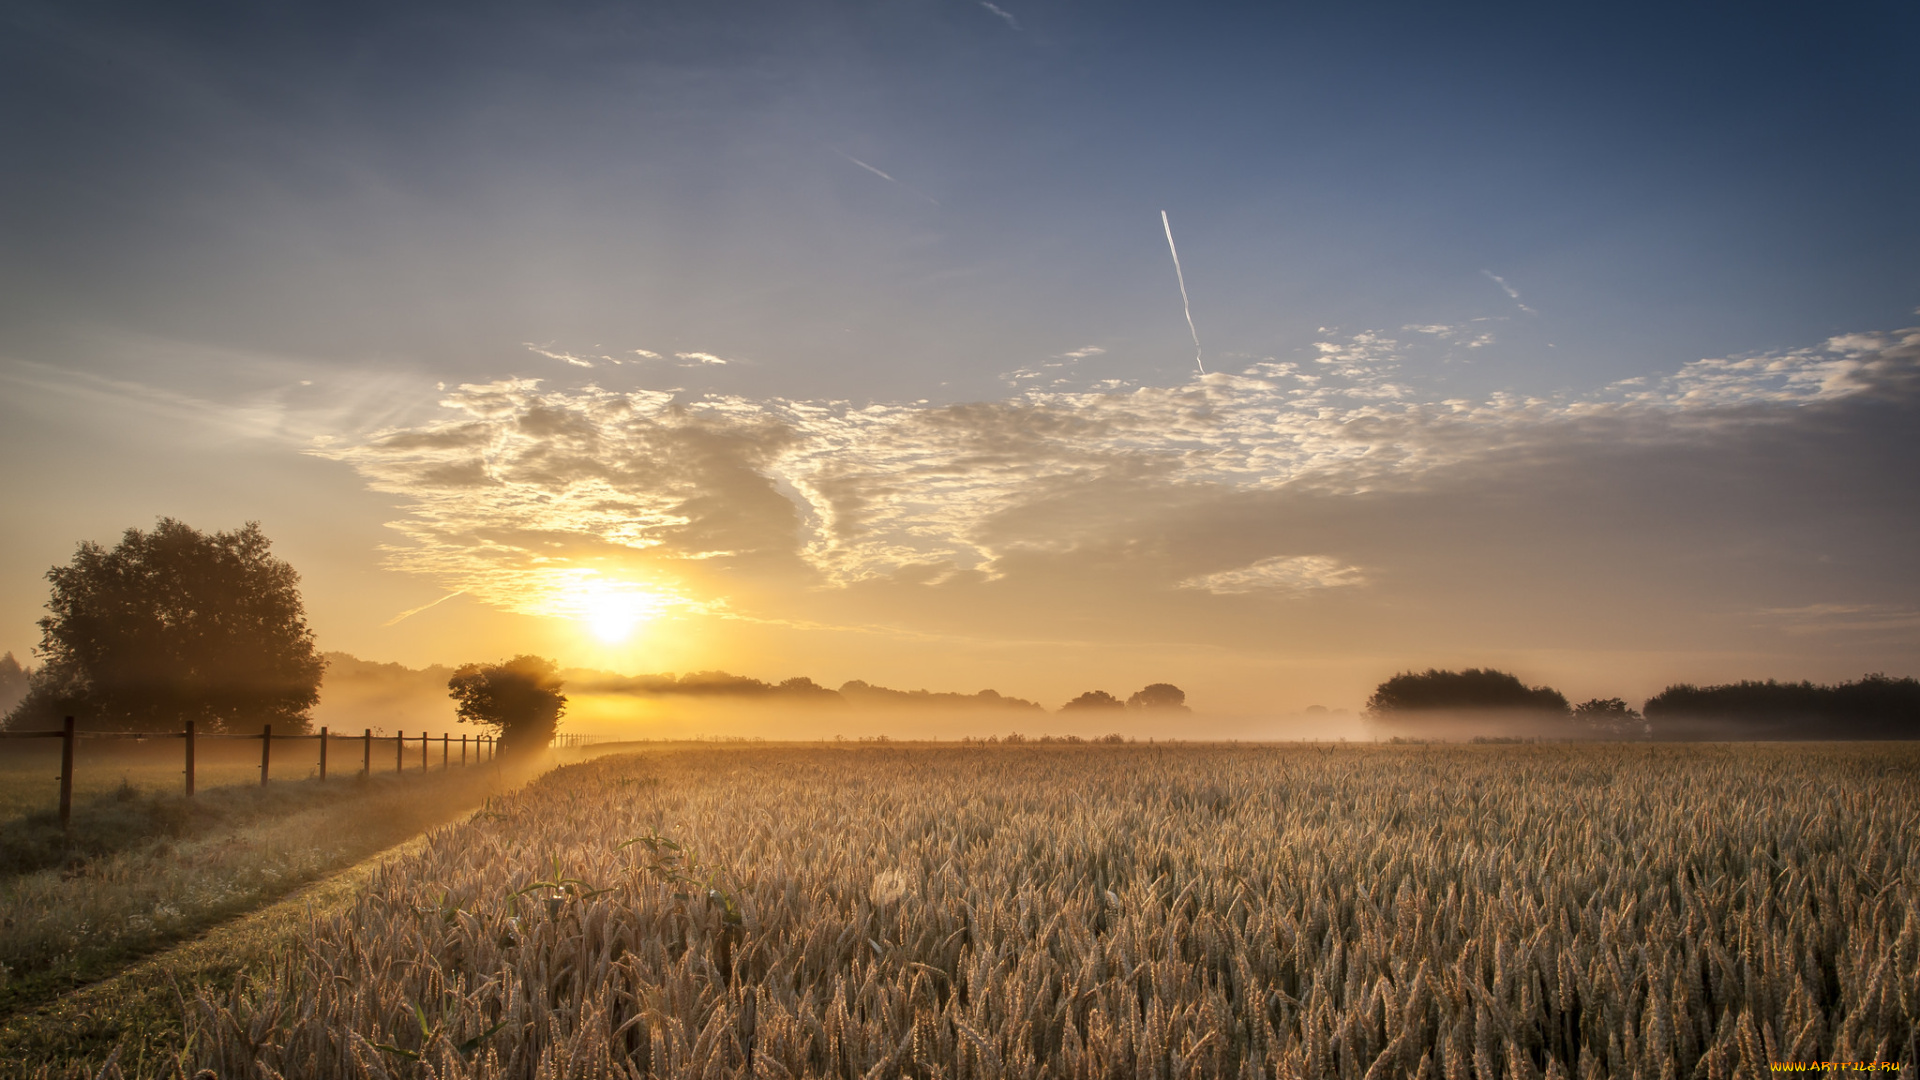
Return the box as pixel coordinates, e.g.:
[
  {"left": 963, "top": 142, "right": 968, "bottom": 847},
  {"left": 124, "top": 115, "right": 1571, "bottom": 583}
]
[{"left": 581, "top": 590, "right": 646, "bottom": 643}]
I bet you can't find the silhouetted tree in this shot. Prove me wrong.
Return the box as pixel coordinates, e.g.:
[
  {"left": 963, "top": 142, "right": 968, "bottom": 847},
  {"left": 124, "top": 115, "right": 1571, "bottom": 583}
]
[
  {"left": 1643, "top": 674, "right": 1919, "bottom": 739},
  {"left": 1060, "top": 690, "right": 1125, "bottom": 712},
  {"left": 1127, "top": 683, "right": 1190, "bottom": 713},
  {"left": 1365, "top": 668, "right": 1569, "bottom": 716},
  {"left": 0, "top": 652, "right": 28, "bottom": 717},
  {"left": 1571, "top": 697, "right": 1645, "bottom": 738},
  {"left": 5, "top": 520, "right": 323, "bottom": 733},
  {"left": 447, "top": 655, "right": 568, "bottom": 754}
]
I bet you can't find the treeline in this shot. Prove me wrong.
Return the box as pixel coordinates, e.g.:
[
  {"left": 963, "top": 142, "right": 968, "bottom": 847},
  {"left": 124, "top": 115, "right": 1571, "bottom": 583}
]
[
  {"left": 1643, "top": 675, "right": 1920, "bottom": 739},
  {"left": 1367, "top": 668, "right": 1920, "bottom": 740},
  {"left": 573, "top": 670, "right": 1189, "bottom": 714}
]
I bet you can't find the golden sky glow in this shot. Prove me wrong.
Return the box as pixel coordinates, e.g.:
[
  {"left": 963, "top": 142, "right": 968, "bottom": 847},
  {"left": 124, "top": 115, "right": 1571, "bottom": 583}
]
[{"left": 2, "top": 2, "right": 1916, "bottom": 731}]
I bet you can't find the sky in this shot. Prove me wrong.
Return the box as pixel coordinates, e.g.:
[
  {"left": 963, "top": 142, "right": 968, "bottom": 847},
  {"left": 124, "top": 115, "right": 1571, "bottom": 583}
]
[{"left": 2, "top": 0, "right": 1917, "bottom": 726}]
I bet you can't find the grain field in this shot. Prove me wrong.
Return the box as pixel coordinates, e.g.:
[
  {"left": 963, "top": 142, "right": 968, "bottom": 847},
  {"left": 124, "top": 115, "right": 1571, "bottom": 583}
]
[{"left": 190, "top": 743, "right": 1920, "bottom": 1079}]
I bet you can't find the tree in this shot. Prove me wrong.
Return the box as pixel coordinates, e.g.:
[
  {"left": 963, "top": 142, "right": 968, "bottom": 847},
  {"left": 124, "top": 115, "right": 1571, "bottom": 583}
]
[
  {"left": 1571, "top": 697, "right": 1645, "bottom": 738},
  {"left": 6, "top": 519, "right": 324, "bottom": 732},
  {"left": 1365, "top": 668, "right": 1569, "bottom": 716},
  {"left": 1060, "top": 690, "right": 1125, "bottom": 712},
  {"left": 1127, "top": 683, "right": 1190, "bottom": 712},
  {"left": 447, "top": 655, "right": 568, "bottom": 754}
]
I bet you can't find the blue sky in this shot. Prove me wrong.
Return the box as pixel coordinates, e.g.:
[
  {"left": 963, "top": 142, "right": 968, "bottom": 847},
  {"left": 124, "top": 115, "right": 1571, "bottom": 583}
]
[{"left": 2, "top": 0, "right": 1916, "bottom": 721}]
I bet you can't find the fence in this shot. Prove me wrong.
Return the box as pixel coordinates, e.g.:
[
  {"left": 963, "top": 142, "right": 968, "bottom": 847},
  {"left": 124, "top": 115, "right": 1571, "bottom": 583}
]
[{"left": 0, "top": 716, "right": 496, "bottom": 830}]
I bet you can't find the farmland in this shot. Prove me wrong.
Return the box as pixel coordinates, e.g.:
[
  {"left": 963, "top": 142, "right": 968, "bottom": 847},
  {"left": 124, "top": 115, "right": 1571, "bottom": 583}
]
[{"left": 176, "top": 742, "right": 1917, "bottom": 1078}]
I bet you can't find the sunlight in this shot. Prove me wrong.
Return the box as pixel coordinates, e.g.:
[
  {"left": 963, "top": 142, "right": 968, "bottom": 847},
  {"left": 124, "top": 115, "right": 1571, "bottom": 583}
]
[{"left": 578, "top": 587, "right": 660, "bottom": 644}]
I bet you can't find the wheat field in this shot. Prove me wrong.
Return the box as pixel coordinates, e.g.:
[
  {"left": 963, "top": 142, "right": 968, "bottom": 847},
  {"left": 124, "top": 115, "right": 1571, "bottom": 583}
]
[{"left": 188, "top": 743, "right": 1920, "bottom": 1079}]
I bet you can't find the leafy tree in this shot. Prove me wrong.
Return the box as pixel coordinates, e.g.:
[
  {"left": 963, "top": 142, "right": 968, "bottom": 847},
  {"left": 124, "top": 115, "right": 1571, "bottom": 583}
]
[
  {"left": 1365, "top": 668, "right": 1569, "bottom": 716},
  {"left": 447, "top": 655, "right": 568, "bottom": 754},
  {"left": 1060, "top": 690, "right": 1125, "bottom": 712},
  {"left": 5, "top": 519, "right": 324, "bottom": 733},
  {"left": 1127, "top": 683, "right": 1190, "bottom": 712},
  {"left": 1571, "top": 697, "right": 1646, "bottom": 738}
]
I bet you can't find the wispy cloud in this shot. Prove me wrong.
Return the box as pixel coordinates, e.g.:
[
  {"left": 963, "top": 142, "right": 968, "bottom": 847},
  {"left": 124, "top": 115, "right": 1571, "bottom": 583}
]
[
  {"left": 1749, "top": 603, "right": 1920, "bottom": 640},
  {"left": 524, "top": 342, "right": 594, "bottom": 367},
  {"left": 676, "top": 351, "right": 732, "bottom": 366},
  {"left": 1481, "top": 270, "right": 1537, "bottom": 315},
  {"left": 1180, "top": 556, "right": 1366, "bottom": 596},
  {"left": 978, "top": 2, "right": 1020, "bottom": 30}
]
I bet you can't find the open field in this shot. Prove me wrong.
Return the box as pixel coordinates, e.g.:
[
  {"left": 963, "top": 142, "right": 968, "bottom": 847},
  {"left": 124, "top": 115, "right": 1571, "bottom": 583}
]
[
  {"left": 171, "top": 742, "right": 1918, "bottom": 1079},
  {"left": 0, "top": 733, "right": 480, "bottom": 823}
]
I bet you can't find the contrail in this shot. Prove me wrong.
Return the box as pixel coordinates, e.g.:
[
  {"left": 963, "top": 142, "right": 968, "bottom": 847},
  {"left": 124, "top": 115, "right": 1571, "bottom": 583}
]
[
  {"left": 383, "top": 590, "right": 465, "bottom": 627},
  {"left": 1161, "top": 211, "right": 1204, "bottom": 374},
  {"left": 833, "top": 149, "right": 940, "bottom": 206}
]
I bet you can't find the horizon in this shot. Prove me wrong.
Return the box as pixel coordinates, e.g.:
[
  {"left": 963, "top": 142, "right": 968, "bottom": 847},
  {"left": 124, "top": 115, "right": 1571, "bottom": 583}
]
[{"left": 3, "top": 1, "right": 1916, "bottom": 732}]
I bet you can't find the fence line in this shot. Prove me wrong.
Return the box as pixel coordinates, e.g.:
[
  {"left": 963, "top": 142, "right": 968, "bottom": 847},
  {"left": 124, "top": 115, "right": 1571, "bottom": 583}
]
[{"left": 0, "top": 718, "right": 497, "bottom": 829}]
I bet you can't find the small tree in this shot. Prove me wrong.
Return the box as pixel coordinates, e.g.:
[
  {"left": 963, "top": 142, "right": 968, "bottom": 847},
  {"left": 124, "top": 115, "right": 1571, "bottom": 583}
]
[
  {"left": 447, "top": 655, "right": 568, "bottom": 754},
  {"left": 7, "top": 519, "right": 324, "bottom": 732},
  {"left": 1060, "top": 690, "right": 1125, "bottom": 712},
  {"left": 1571, "top": 697, "right": 1645, "bottom": 738}
]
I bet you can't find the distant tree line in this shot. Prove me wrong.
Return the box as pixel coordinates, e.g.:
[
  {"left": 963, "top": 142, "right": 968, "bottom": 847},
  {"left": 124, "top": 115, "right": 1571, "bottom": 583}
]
[
  {"left": 1060, "top": 684, "right": 1189, "bottom": 713},
  {"left": 568, "top": 670, "right": 1185, "bottom": 713},
  {"left": 1365, "top": 668, "right": 1919, "bottom": 739}
]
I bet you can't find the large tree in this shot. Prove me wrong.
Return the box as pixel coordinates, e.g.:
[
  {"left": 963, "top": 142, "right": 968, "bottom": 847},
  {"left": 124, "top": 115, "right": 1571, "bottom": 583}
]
[
  {"left": 447, "top": 655, "right": 568, "bottom": 755},
  {"left": 1365, "top": 668, "right": 1569, "bottom": 717},
  {"left": 6, "top": 519, "right": 324, "bottom": 732}
]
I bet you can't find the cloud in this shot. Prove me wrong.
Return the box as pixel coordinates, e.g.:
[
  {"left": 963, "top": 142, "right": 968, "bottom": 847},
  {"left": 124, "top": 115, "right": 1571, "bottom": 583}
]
[
  {"left": 978, "top": 2, "right": 1020, "bottom": 30},
  {"left": 631, "top": 349, "right": 662, "bottom": 360},
  {"left": 525, "top": 343, "right": 593, "bottom": 367},
  {"left": 1749, "top": 603, "right": 1920, "bottom": 638},
  {"left": 1180, "top": 556, "right": 1366, "bottom": 595},
  {"left": 1404, "top": 323, "right": 1495, "bottom": 349},
  {"left": 324, "top": 327, "right": 1920, "bottom": 638},
  {"left": 1481, "top": 270, "right": 1537, "bottom": 315},
  {"left": 675, "top": 351, "right": 732, "bottom": 366}
]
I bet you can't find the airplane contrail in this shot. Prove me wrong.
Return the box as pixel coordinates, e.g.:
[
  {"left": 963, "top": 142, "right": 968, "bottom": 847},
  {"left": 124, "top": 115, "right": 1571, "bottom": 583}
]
[
  {"left": 833, "top": 149, "right": 940, "bottom": 206},
  {"left": 383, "top": 590, "right": 466, "bottom": 627},
  {"left": 1161, "top": 211, "right": 1205, "bottom": 375}
]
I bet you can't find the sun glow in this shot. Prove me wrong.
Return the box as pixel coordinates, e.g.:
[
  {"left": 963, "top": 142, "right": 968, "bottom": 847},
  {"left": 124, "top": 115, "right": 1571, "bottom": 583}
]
[{"left": 577, "top": 587, "right": 664, "bottom": 643}]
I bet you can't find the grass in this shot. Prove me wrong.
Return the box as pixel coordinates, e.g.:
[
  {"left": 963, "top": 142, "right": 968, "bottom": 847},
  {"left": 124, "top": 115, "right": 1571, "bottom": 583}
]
[
  {"left": 177, "top": 741, "right": 1920, "bottom": 1078},
  {"left": 0, "top": 829, "right": 442, "bottom": 1079},
  {"left": 0, "top": 757, "right": 530, "bottom": 1024}
]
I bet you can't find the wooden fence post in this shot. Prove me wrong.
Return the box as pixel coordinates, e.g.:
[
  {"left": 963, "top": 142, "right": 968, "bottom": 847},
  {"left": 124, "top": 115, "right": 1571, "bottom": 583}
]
[
  {"left": 420, "top": 731, "right": 428, "bottom": 771},
  {"left": 318, "top": 726, "right": 328, "bottom": 781},
  {"left": 461, "top": 733, "right": 468, "bottom": 765},
  {"left": 184, "top": 720, "right": 196, "bottom": 797},
  {"left": 362, "top": 728, "right": 372, "bottom": 777},
  {"left": 260, "top": 724, "right": 272, "bottom": 785},
  {"left": 58, "top": 716, "right": 75, "bottom": 831},
  {"left": 395, "top": 731, "right": 403, "bottom": 772},
  {"left": 442, "top": 732, "right": 449, "bottom": 769}
]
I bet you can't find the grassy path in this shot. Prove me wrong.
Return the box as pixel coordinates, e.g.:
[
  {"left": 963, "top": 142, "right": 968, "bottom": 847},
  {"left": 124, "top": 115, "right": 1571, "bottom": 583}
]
[
  {"left": 0, "top": 754, "right": 574, "bottom": 1078},
  {"left": 0, "top": 830, "right": 437, "bottom": 1078}
]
